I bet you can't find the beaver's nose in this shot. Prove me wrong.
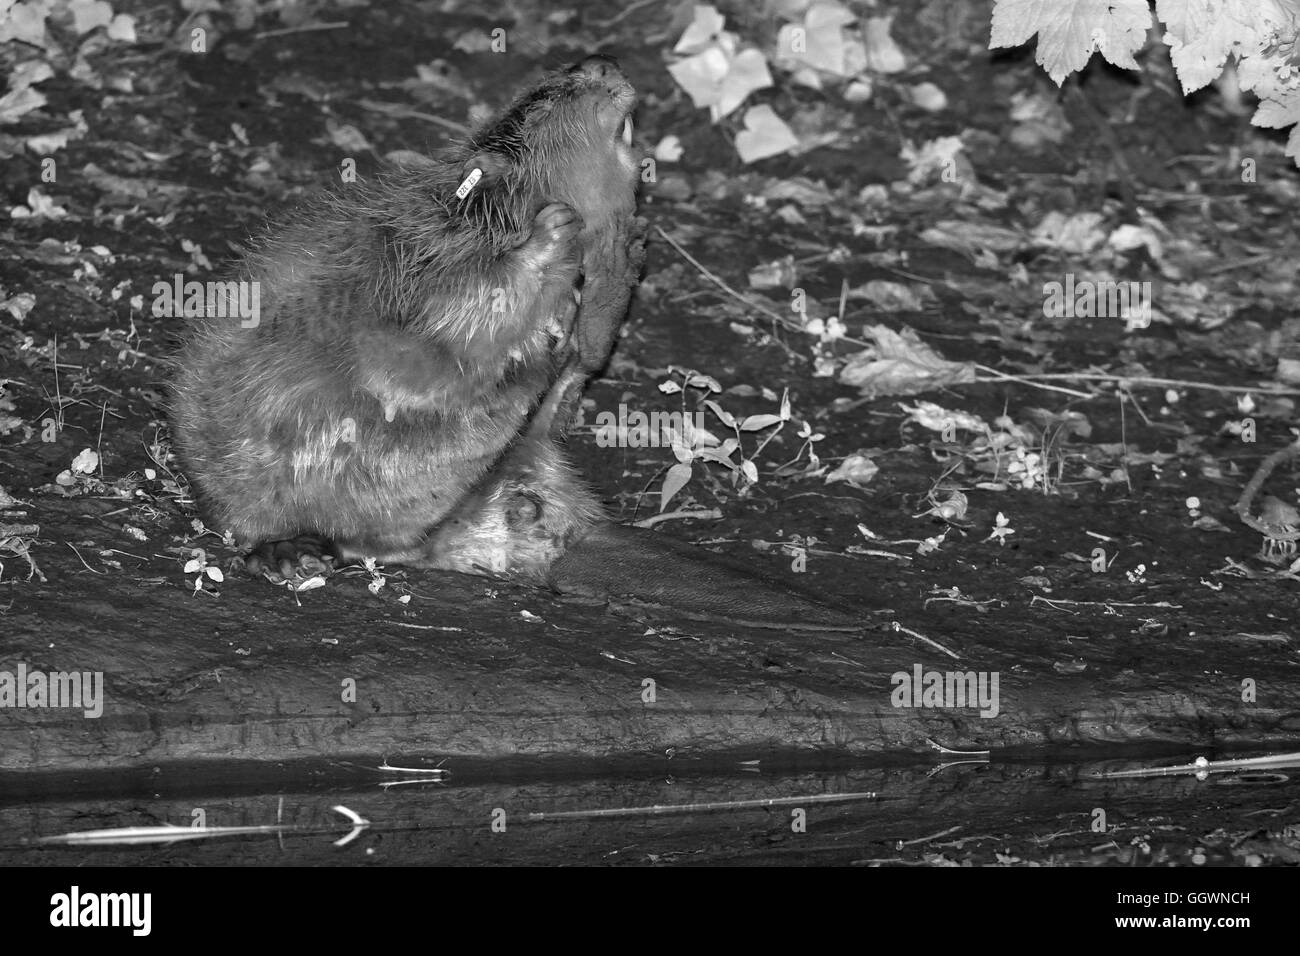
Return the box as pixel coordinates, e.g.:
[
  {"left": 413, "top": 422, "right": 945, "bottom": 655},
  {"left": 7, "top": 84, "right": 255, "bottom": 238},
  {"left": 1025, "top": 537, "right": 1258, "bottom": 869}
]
[{"left": 571, "top": 54, "right": 623, "bottom": 80}]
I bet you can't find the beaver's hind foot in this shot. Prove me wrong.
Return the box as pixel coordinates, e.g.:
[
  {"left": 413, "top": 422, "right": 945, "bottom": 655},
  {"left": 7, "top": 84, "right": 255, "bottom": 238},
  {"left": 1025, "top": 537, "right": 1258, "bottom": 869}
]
[{"left": 242, "top": 534, "right": 338, "bottom": 585}]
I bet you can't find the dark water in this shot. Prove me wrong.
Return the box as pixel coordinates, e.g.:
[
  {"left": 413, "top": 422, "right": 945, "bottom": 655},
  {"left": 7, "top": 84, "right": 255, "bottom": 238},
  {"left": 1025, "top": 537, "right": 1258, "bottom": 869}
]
[{"left": 3, "top": 747, "right": 1297, "bottom": 866}]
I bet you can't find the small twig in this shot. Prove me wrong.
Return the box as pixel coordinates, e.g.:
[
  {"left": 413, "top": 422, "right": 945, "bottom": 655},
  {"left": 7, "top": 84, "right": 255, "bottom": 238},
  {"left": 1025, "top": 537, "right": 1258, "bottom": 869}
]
[
  {"left": 1029, "top": 596, "right": 1182, "bottom": 610},
  {"left": 654, "top": 226, "right": 866, "bottom": 351},
  {"left": 926, "top": 738, "right": 991, "bottom": 755},
  {"left": 354, "top": 99, "right": 470, "bottom": 136},
  {"left": 632, "top": 507, "right": 722, "bottom": 528},
  {"left": 527, "top": 790, "right": 879, "bottom": 821},
  {"left": 897, "top": 825, "right": 963, "bottom": 848},
  {"left": 1116, "top": 384, "right": 1155, "bottom": 429},
  {"left": 1205, "top": 253, "right": 1274, "bottom": 276},
  {"left": 253, "top": 21, "right": 350, "bottom": 40},
  {"left": 890, "top": 621, "right": 960, "bottom": 659},
  {"left": 1006, "top": 371, "right": 1300, "bottom": 397},
  {"left": 67, "top": 543, "right": 104, "bottom": 574},
  {"left": 96, "top": 400, "right": 108, "bottom": 480},
  {"left": 629, "top": 460, "right": 672, "bottom": 521},
  {"left": 828, "top": 651, "right": 868, "bottom": 668},
  {"left": 1234, "top": 439, "right": 1300, "bottom": 521},
  {"left": 853, "top": 549, "right": 912, "bottom": 561},
  {"left": 101, "top": 548, "right": 149, "bottom": 561},
  {"left": 1118, "top": 388, "right": 1133, "bottom": 494},
  {"left": 973, "top": 365, "right": 1092, "bottom": 399},
  {"left": 52, "top": 334, "right": 63, "bottom": 433},
  {"left": 388, "top": 622, "right": 464, "bottom": 631},
  {"left": 589, "top": 0, "right": 659, "bottom": 28}
]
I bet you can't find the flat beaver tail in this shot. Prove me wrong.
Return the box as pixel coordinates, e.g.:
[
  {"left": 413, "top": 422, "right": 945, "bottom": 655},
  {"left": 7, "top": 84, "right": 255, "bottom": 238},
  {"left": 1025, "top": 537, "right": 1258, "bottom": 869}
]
[{"left": 404, "top": 441, "right": 605, "bottom": 580}]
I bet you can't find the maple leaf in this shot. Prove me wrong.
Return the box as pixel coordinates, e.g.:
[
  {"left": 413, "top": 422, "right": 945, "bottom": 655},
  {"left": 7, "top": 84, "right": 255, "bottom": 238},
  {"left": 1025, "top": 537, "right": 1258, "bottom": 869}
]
[{"left": 991, "top": 0, "right": 1152, "bottom": 85}]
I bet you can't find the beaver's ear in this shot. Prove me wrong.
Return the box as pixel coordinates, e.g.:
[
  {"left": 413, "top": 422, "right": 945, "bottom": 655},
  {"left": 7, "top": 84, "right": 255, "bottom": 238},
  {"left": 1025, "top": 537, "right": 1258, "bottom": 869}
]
[{"left": 455, "top": 151, "right": 511, "bottom": 199}]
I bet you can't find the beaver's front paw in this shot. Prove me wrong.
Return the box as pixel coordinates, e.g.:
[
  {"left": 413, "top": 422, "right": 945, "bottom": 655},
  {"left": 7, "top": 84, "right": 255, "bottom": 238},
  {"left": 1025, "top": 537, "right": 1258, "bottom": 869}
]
[
  {"left": 625, "top": 215, "right": 648, "bottom": 282},
  {"left": 522, "top": 202, "right": 583, "bottom": 277},
  {"left": 571, "top": 214, "right": 645, "bottom": 372}
]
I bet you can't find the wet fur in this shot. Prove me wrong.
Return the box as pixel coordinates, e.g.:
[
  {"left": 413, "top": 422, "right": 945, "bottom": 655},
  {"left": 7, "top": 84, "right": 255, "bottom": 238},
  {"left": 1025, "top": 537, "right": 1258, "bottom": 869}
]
[{"left": 171, "top": 58, "right": 639, "bottom": 575}]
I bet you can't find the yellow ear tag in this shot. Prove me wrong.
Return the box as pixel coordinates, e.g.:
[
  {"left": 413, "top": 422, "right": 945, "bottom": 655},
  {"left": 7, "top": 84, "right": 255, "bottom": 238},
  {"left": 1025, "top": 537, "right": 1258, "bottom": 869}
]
[{"left": 455, "top": 167, "right": 483, "bottom": 199}]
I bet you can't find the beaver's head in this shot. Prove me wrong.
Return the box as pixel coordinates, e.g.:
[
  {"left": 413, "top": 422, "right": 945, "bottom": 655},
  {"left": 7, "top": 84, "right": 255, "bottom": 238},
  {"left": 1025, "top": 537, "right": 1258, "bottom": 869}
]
[{"left": 454, "top": 56, "right": 640, "bottom": 240}]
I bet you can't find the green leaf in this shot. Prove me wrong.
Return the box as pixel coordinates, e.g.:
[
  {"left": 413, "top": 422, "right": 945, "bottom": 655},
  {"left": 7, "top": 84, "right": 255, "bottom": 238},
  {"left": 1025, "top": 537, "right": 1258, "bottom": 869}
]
[
  {"left": 660, "top": 462, "right": 693, "bottom": 511},
  {"left": 740, "top": 413, "right": 782, "bottom": 431},
  {"left": 686, "top": 373, "right": 722, "bottom": 392},
  {"left": 990, "top": 0, "right": 1150, "bottom": 87},
  {"left": 705, "top": 399, "right": 736, "bottom": 428},
  {"left": 698, "top": 447, "right": 737, "bottom": 468}
]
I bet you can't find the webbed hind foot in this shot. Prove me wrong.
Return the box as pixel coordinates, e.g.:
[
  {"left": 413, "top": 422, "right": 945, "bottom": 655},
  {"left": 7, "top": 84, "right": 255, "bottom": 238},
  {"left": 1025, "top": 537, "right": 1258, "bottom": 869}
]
[{"left": 242, "top": 534, "right": 338, "bottom": 585}]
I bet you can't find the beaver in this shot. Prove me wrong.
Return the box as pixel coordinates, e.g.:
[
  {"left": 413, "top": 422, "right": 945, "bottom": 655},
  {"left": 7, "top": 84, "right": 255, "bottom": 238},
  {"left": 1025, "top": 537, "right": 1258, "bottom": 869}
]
[
  {"left": 172, "top": 56, "right": 640, "bottom": 576},
  {"left": 172, "top": 56, "right": 865, "bottom": 632}
]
